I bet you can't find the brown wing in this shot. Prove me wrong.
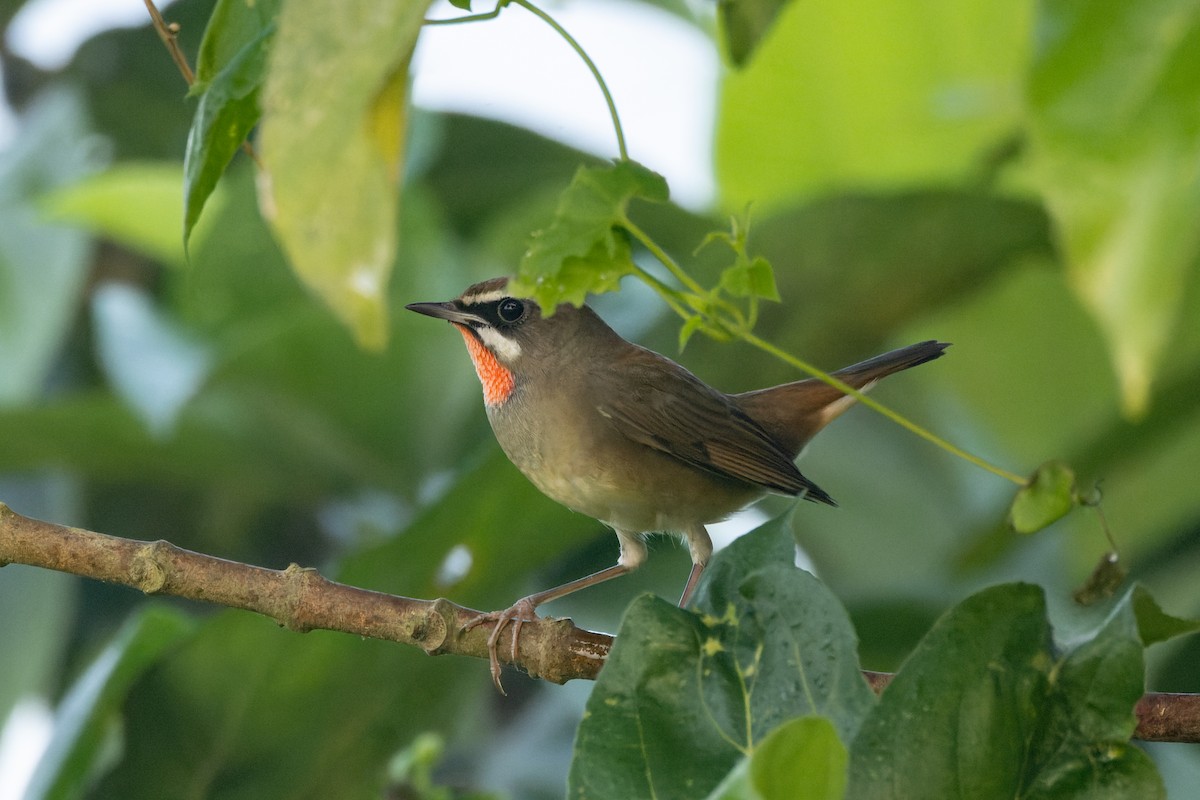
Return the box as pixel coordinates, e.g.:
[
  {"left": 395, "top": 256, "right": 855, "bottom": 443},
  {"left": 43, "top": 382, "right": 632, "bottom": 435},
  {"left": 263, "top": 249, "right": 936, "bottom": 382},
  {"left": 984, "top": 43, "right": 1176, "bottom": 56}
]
[{"left": 595, "top": 348, "right": 835, "bottom": 505}]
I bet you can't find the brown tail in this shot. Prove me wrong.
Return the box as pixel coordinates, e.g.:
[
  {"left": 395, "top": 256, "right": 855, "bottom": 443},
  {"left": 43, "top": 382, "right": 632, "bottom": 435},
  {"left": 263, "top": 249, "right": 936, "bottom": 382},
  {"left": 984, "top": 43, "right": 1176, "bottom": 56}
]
[{"left": 733, "top": 341, "right": 949, "bottom": 456}]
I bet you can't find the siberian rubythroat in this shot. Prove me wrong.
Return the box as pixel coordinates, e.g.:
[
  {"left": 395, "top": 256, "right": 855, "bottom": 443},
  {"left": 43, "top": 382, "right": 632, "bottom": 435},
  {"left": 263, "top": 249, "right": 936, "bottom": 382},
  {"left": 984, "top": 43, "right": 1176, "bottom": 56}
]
[{"left": 408, "top": 277, "right": 948, "bottom": 687}]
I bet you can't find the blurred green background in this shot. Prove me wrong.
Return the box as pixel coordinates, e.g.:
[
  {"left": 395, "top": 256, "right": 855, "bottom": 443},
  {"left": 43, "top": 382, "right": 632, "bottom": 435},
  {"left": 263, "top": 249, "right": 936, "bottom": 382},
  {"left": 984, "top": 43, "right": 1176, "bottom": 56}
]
[{"left": 1, "top": 0, "right": 1198, "bottom": 797}]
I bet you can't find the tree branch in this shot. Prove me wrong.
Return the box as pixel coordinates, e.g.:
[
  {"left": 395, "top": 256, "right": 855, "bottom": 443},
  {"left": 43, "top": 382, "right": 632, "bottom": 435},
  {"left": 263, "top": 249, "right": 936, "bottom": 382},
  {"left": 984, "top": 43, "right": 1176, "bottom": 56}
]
[
  {"left": 0, "top": 503, "right": 608, "bottom": 685},
  {"left": 2, "top": 502, "right": 1198, "bottom": 743}
]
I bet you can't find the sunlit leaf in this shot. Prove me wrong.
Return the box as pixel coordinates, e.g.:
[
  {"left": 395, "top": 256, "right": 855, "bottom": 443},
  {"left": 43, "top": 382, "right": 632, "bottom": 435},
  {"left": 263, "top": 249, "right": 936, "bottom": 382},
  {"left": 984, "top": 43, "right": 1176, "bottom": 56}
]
[
  {"left": 721, "top": 256, "right": 779, "bottom": 300},
  {"left": 258, "top": 0, "right": 429, "bottom": 349},
  {"left": 1008, "top": 460, "right": 1076, "bottom": 534},
  {"left": 1027, "top": 0, "right": 1200, "bottom": 416},
  {"left": 678, "top": 313, "right": 705, "bottom": 351},
  {"left": 513, "top": 160, "right": 669, "bottom": 312},
  {"left": 705, "top": 717, "right": 847, "bottom": 800},
  {"left": 750, "top": 717, "right": 846, "bottom": 800},
  {"left": 716, "top": 0, "right": 1030, "bottom": 211},
  {"left": 43, "top": 163, "right": 191, "bottom": 268}
]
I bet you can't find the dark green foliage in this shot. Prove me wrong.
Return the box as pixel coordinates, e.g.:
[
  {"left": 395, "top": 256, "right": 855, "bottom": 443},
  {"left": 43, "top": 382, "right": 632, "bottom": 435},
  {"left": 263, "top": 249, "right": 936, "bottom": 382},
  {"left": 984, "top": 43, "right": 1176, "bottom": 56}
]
[{"left": 1, "top": 1, "right": 1199, "bottom": 798}]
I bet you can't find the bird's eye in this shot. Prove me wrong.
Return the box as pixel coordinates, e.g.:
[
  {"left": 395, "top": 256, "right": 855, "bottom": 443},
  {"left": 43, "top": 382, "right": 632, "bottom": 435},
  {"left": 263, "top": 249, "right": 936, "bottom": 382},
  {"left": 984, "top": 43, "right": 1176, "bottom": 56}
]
[{"left": 497, "top": 297, "right": 524, "bottom": 323}]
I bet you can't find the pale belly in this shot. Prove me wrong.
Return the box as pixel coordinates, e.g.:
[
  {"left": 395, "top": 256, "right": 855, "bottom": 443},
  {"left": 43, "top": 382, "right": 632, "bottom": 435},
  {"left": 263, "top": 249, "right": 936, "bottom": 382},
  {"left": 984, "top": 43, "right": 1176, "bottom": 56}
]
[
  {"left": 530, "top": 465, "right": 763, "bottom": 533},
  {"left": 489, "top": 401, "right": 764, "bottom": 533}
]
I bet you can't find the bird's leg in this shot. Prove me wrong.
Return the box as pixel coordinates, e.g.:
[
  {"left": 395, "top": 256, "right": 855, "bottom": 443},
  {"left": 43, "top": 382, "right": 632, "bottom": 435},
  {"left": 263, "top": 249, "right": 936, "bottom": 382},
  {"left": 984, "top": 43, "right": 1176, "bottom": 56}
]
[
  {"left": 679, "top": 562, "right": 705, "bottom": 607},
  {"left": 678, "top": 524, "right": 713, "bottom": 608},
  {"left": 467, "top": 531, "right": 646, "bottom": 693}
]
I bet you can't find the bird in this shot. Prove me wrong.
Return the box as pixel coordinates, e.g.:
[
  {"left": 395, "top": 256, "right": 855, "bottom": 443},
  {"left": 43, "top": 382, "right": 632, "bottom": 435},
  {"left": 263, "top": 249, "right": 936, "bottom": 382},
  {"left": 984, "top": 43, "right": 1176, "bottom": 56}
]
[{"left": 407, "top": 276, "right": 948, "bottom": 688}]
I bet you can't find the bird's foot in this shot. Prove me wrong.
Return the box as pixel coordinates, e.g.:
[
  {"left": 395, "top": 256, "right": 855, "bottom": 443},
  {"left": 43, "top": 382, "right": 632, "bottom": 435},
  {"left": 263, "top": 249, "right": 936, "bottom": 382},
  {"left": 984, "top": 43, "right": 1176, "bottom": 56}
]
[{"left": 463, "top": 597, "right": 541, "bottom": 694}]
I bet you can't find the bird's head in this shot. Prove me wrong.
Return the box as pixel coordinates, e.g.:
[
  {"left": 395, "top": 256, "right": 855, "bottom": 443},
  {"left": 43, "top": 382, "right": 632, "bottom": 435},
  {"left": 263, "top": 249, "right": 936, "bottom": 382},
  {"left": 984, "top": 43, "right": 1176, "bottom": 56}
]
[{"left": 407, "top": 277, "right": 610, "bottom": 406}]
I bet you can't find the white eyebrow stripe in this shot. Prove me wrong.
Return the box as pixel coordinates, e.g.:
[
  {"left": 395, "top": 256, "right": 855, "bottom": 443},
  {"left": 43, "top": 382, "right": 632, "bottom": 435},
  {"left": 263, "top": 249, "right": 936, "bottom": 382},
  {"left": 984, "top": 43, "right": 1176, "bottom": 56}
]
[{"left": 460, "top": 289, "right": 508, "bottom": 305}]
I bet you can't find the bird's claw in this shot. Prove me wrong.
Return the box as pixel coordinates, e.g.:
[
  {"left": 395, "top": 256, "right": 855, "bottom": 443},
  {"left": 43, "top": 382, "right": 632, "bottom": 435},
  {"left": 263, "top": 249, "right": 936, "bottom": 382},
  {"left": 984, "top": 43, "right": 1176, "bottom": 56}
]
[{"left": 464, "top": 597, "right": 540, "bottom": 694}]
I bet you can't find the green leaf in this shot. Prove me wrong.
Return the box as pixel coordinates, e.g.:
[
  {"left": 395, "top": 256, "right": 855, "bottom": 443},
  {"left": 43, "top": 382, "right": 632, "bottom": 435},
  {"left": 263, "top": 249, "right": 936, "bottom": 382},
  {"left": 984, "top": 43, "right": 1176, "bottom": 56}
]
[
  {"left": 751, "top": 717, "right": 846, "bottom": 800},
  {"left": 184, "top": 18, "right": 275, "bottom": 245},
  {"left": 0, "top": 90, "right": 95, "bottom": 405},
  {"left": 706, "top": 717, "right": 847, "bottom": 800},
  {"left": 846, "top": 584, "right": 1165, "bottom": 799},
  {"left": 721, "top": 256, "right": 779, "bottom": 301},
  {"left": 847, "top": 583, "right": 1053, "bottom": 799},
  {"left": 42, "top": 163, "right": 191, "bottom": 268},
  {"left": 1027, "top": 0, "right": 1200, "bottom": 416},
  {"left": 678, "top": 313, "right": 705, "bottom": 351},
  {"left": 259, "top": 0, "right": 429, "bottom": 349},
  {"left": 535, "top": 236, "right": 635, "bottom": 309},
  {"left": 569, "top": 513, "right": 873, "bottom": 800},
  {"left": 23, "top": 608, "right": 194, "bottom": 800},
  {"left": 716, "top": 0, "right": 1030, "bottom": 212},
  {"left": 1008, "top": 460, "right": 1076, "bottom": 534},
  {"left": 1019, "top": 591, "right": 1163, "bottom": 799},
  {"left": 513, "top": 160, "right": 669, "bottom": 312},
  {"left": 718, "top": 0, "right": 792, "bottom": 67},
  {"left": 194, "top": 0, "right": 281, "bottom": 87},
  {"left": 1131, "top": 585, "right": 1200, "bottom": 647}
]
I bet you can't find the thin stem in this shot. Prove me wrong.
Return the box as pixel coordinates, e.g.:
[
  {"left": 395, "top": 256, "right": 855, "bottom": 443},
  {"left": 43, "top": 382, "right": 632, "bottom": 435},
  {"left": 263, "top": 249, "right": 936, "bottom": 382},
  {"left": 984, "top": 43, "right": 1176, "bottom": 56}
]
[
  {"left": 144, "top": 0, "right": 194, "bottom": 84},
  {"left": 512, "top": 0, "right": 628, "bottom": 161},
  {"left": 630, "top": 265, "right": 692, "bottom": 319},
  {"left": 424, "top": 2, "right": 507, "bottom": 25},
  {"left": 741, "top": 331, "right": 1028, "bottom": 486},
  {"left": 623, "top": 218, "right": 705, "bottom": 295},
  {"left": 624, "top": 218, "right": 746, "bottom": 327}
]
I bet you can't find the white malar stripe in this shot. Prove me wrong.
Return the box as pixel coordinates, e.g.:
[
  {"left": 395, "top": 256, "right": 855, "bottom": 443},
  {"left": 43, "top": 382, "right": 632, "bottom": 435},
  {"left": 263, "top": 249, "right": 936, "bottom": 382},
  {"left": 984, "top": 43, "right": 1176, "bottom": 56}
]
[
  {"left": 477, "top": 326, "right": 522, "bottom": 362},
  {"left": 459, "top": 289, "right": 508, "bottom": 306}
]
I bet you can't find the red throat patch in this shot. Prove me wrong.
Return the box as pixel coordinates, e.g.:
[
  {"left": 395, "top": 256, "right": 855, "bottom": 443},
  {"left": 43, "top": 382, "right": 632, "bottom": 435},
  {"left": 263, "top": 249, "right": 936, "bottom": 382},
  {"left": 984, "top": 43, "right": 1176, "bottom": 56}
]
[{"left": 454, "top": 324, "right": 515, "bottom": 406}]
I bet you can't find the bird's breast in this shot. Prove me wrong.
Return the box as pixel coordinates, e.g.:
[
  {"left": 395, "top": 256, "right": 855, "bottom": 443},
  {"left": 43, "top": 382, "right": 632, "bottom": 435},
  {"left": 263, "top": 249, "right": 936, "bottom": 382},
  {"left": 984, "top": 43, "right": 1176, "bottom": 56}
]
[{"left": 486, "top": 389, "right": 763, "bottom": 533}]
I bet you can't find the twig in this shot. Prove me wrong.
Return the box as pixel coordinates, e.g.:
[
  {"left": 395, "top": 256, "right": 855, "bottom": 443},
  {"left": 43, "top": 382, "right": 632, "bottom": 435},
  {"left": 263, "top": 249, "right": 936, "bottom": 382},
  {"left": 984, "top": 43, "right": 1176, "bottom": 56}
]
[
  {"left": 144, "top": 0, "right": 195, "bottom": 85},
  {"left": 1136, "top": 693, "right": 1200, "bottom": 742},
  {"left": 1, "top": 503, "right": 1197, "bottom": 742}
]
